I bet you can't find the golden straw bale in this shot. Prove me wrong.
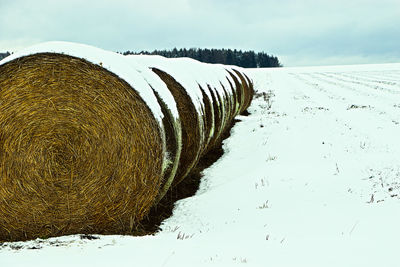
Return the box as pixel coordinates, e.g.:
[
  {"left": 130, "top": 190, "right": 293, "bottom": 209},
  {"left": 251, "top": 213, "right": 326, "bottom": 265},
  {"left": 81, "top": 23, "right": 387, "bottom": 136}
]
[
  {"left": 243, "top": 73, "right": 254, "bottom": 107},
  {"left": 206, "top": 85, "right": 228, "bottom": 150},
  {"left": 220, "top": 82, "right": 235, "bottom": 123},
  {"left": 0, "top": 53, "right": 164, "bottom": 242},
  {"left": 227, "top": 70, "right": 245, "bottom": 114},
  {"left": 124, "top": 55, "right": 182, "bottom": 202},
  {"left": 214, "top": 86, "right": 227, "bottom": 132},
  {"left": 148, "top": 87, "right": 182, "bottom": 202},
  {"left": 202, "top": 85, "right": 223, "bottom": 152},
  {"left": 225, "top": 76, "right": 240, "bottom": 117},
  {"left": 198, "top": 85, "right": 215, "bottom": 154},
  {"left": 233, "top": 69, "right": 252, "bottom": 113},
  {"left": 151, "top": 68, "right": 203, "bottom": 186},
  {"left": 218, "top": 84, "right": 232, "bottom": 131}
]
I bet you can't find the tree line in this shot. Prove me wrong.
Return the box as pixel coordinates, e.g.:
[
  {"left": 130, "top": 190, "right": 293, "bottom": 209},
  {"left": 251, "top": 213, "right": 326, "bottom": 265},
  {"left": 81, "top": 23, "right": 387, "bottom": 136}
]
[{"left": 122, "top": 48, "right": 282, "bottom": 68}]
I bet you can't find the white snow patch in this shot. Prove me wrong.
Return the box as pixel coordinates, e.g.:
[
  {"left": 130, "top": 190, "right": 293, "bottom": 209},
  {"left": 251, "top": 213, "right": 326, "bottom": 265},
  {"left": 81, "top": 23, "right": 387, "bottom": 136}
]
[
  {"left": 127, "top": 55, "right": 205, "bottom": 114},
  {"left": 125, "top": 57, "right": 179, "bottom": 119}
]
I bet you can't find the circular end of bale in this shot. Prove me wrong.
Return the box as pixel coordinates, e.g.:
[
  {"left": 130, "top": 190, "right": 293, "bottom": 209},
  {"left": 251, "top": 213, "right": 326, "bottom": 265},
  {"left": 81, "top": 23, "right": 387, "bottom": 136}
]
[{"left": 0, "top": 53, "right": 164, "bottom": 242}]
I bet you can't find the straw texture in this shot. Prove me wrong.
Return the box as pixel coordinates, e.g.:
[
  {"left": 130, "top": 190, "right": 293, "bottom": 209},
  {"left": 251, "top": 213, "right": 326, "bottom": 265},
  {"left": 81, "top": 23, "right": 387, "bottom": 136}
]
[
  {"left": 0, "top": 53, "right": 164, "bottom": 242},
  {"left": 151, "top": 68, "right": 203, "bottom": 186},
  {"left": 233, "top": 69, "right": 252, "bottom": 113}
]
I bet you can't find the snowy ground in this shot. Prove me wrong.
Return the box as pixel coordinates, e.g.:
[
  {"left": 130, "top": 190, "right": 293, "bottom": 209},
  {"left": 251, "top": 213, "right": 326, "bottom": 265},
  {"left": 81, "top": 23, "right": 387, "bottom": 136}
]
[{"left": 2, "top": 63, "right": 400, "bottom": 267}]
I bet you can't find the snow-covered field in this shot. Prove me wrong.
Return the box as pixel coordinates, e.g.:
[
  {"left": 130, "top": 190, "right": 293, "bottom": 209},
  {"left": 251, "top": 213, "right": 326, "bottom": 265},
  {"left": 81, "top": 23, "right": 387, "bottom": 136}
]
[{"left": 2, "top": 63, "right": 400, "bottom": 267}]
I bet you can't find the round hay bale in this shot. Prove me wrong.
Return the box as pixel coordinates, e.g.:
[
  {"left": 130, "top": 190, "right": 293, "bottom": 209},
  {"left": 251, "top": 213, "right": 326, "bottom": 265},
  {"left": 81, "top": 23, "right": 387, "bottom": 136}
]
[
  {"left": 212, "top": 66, "right": 236, "bottom": 121},
  {"left": 208, "top": 64, "right": 237, "bottom": 121},
  {"left": 151, "top": 68, "right": 203, "bottom": 186},
  {"left": 147, "top": 86, "right": 182, "bottom": 202},
  {"left": 125, "top": 56, "right": 182, "bottom": 202},
  {"left": 196, "top": 64, "right": 233, "bottom": 128},
  {"left": 203, "top": 85, "right": 224, "bottom": 152},
  {"left": 206, "top": 85, "right": 228, "bottom": 150},
  {"left": 233, "top": 69, "right": 252, "bottom": 113},
  {"left": 220, "top": 82, "right": 235, "bottom": 123},
  {"left": 227, "top": 70, "right": 245, "bottom": 114},
  {"left": 198, "top": 85, "right": 215, "bottom": 154},
  {"left": 0, "top": 53, "right": 165, "bottom": 242},
  {"left": 130, "top": 55, "right": 206, "bottom": 147},
  {"left": 243, "top": 73, "right": 255, "bottom": 105},
  {"left": 216, "top": 83, "right": 231, "bottom": 129},
  {"left": 225, "top": 76, "right": 240, "bottom": 117}
]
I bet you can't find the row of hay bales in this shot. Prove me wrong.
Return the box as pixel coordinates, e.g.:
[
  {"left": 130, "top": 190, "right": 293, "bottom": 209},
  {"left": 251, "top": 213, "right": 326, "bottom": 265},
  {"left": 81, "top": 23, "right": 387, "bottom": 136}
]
[{"left": 0, "top": 42, "right": 254, "bottom": 242}]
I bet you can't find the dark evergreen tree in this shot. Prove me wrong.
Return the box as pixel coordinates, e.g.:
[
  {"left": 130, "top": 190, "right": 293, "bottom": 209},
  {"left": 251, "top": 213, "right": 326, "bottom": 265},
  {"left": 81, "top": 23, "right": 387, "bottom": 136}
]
[
  {"left": 225, "top": 49, "right": 234, "bottom": 65},
  {"left": 0, "top": 52, "right": 11, "bottom": 60}
]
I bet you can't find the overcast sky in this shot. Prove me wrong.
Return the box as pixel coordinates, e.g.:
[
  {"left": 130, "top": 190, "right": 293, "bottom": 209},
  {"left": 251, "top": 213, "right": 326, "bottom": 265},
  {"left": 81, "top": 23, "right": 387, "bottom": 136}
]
[{"left": 0, "top": 0, "right": 399, "bottom": 66}]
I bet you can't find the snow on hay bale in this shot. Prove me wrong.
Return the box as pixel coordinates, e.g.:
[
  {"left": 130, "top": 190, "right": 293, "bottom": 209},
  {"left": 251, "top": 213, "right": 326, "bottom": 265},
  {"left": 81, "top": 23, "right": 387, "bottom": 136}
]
[
  {"left": 131, "top": 55, "right": 207, "bottom": 185},
  {"left": 152, "top": 68, "right": 203, "bottom": 185},
  {"left": 213, "top": 85, "right": 230, "bottom": 141},
  {"left": 198, "top": 85, "right": 215, "bottom": 153},
  {"left": 203, "top": 85, "right": 224, "bottom": 152},
  {"left": 225, "top": 76, "right": 240, "bottom": 117},
  {"left": 226, "top": 69, "right": 245, "bottom": 113},
  {"left": 190, "top": 64, "right": 230, "bottom": 152},
  {"left": 130, "top": 56, "right": 244, "bottom": 183},
  {"left": 214, "top": 68, "right": 237, "bottom": 121},
  {"left": 243, "top": 72, "right": 255, "bottom": 104},
  {"left": 232, "top": 68, "right": 253, "bottom": 113},
  {"left": 221, "top": 83, "right": 234, "bottom": 123},
  {"left": 177, "top": 61, "right": 233, "bottom": 154},
  {"left": 0, "top": 42, "right": 167, "bottom": 242},
  {"left": 124, "top": 57, "right": 182, "bottom": 202}
]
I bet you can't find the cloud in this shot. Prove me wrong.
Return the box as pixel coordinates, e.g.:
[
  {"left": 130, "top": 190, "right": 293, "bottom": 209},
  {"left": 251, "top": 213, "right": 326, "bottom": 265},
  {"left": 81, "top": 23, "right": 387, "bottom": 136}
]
[{"left": 0, "top": 0, "right": 399, "bottom": 66}]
